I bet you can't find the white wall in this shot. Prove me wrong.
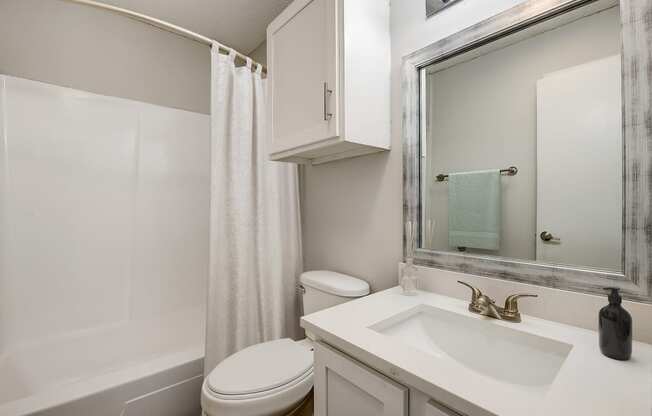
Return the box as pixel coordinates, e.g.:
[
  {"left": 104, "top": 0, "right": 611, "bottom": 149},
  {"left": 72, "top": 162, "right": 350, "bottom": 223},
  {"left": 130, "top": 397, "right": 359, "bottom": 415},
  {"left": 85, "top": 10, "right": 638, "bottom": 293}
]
[
  {"left": 424, "top": 7, "right": 621, "bottom": 259},
  {"left": 0, "top": 0, "right": 210, "bottom": 114},
  {"left": 0, "top": 76, "right": 209, "bottom": 351}
]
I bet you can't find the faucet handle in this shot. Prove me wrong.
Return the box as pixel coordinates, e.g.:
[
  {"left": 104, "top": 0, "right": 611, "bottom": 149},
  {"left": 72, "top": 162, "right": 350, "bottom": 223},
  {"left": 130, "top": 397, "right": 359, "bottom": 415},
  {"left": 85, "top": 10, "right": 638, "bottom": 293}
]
[
  {"left": 457, "top": 281, "right": 482, "bottom": 304},
  {"left": 502, "top": 294, "right": 538, "bottom": 322}
]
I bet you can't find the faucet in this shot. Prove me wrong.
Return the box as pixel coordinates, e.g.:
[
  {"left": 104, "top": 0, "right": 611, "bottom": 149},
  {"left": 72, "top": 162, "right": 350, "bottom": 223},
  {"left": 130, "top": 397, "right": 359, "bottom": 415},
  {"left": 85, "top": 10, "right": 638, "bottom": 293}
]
[{"left": 457, "top": 281, "right": 537, "bottom": 323}]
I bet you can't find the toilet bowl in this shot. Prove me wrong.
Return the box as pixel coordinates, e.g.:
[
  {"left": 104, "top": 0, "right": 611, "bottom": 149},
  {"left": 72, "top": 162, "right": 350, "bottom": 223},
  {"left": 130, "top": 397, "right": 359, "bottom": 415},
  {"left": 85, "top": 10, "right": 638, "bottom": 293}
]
[{"left": 201, "top": 271, "right": 370, "bottom": 416}]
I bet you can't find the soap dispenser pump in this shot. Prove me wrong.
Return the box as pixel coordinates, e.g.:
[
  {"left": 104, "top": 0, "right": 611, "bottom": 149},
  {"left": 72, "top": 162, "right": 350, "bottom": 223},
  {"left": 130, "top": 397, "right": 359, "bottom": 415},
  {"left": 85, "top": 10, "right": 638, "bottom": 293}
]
[{"left": 599, "top": 288, "right": 632, "bottom": 361}]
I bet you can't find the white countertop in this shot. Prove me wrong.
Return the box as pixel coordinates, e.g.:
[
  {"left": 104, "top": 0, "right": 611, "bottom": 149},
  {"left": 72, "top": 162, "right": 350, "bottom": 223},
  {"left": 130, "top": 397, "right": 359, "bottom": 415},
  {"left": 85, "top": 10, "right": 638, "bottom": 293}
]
[{"left": 301, "top": 287, "right": 652, "bottom": 416}]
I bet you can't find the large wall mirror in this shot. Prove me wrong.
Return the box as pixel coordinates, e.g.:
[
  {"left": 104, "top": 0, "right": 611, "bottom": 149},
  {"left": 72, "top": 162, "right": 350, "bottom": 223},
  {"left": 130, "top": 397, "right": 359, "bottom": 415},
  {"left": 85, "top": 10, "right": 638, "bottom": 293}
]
[{"left": 403, "top": 0, "right": 652, "bottom": 302}]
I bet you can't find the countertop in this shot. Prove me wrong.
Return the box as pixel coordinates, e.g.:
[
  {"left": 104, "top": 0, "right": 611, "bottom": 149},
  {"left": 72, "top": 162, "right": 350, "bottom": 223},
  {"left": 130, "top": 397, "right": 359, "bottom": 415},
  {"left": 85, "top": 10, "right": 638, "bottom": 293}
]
[{"left": 301, "top": 287, "right": 652, "bottom": 416}]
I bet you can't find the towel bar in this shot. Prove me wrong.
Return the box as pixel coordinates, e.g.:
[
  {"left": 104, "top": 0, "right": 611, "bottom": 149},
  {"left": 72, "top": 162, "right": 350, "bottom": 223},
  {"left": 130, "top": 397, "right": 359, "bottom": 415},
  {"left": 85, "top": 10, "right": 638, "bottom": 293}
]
[{"left": 435, "top": 166, "right": 518, "bottom": 182}]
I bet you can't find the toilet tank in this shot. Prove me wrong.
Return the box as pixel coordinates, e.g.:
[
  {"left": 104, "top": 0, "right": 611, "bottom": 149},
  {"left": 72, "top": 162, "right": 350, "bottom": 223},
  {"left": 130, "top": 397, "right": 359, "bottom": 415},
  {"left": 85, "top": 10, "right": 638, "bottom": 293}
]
[{"left": 300, "top": 271, "right": 370, "bottom": 316}]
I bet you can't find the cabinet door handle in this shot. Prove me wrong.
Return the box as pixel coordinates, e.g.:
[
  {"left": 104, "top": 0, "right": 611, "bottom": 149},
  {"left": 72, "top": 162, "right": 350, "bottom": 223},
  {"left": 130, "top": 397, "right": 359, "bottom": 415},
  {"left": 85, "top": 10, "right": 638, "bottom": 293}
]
[{"left": 323, "top": 82, "right": 333, "bottom": 121}]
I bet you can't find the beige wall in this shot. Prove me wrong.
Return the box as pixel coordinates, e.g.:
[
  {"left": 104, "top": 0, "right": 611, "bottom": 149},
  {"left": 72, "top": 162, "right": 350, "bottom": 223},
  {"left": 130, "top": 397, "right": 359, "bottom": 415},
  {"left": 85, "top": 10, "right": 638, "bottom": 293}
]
[
  {"left": 301, "top": 0, "right": 528, "bottom": 290},
  {"left": 0, "top": 0, "right": 210, "bottom": 114},
  {"left": 250, "top": 41, "right": 268, "bottom": 65}
]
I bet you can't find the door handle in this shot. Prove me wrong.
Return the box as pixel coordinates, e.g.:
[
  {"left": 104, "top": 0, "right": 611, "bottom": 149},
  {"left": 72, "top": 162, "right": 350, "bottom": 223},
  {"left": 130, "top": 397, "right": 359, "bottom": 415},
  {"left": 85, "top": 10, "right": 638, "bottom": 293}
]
[
  {"left": 540, "top": 231, "right": 561, "bottom": 243},
  {"left": 323, "top": 82, "right": 333, "bottom": 121}
]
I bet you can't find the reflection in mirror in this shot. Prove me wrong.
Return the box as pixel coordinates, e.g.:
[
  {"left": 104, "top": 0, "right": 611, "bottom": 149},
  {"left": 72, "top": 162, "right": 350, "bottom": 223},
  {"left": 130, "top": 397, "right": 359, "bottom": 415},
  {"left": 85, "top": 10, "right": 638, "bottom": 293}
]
[{"left": 420, "top": 5, "right": 622, "bottom": 272}]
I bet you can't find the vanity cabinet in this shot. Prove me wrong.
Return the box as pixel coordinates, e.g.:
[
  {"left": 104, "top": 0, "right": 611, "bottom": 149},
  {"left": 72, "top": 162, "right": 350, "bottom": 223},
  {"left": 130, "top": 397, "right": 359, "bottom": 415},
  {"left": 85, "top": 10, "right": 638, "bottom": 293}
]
[
  {"left": 314, "top": 341, "right": 408, "bottom": 416},
  {"left": 314, "top": 341, "right": 466, "bottom": 416},
  {"left": 266, "top": 0, "right": 390, "bottom": 164},
  {"left": 410, "top": 390, "right": 465, "bottom": 416}
]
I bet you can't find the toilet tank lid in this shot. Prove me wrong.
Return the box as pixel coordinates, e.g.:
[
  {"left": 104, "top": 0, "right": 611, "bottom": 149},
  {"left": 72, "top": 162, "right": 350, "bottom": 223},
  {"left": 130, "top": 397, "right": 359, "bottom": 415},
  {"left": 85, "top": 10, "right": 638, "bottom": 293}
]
[{"left": 300, "top": 270, "right": 370, "bottom": 297}]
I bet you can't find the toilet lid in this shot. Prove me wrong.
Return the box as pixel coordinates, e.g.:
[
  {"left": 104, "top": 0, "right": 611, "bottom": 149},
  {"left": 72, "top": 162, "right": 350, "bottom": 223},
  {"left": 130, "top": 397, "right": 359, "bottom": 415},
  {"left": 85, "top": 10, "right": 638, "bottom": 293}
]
[{"left": 207, "top": 338, "right": 313, "bottom": 396}]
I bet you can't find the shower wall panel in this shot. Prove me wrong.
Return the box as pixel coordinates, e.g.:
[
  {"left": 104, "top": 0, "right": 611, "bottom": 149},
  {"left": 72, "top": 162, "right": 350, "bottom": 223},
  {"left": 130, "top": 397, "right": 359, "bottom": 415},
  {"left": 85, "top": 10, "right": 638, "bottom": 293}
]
[{"left": 0, "top": 75, "right": 209, "bottom": 352}]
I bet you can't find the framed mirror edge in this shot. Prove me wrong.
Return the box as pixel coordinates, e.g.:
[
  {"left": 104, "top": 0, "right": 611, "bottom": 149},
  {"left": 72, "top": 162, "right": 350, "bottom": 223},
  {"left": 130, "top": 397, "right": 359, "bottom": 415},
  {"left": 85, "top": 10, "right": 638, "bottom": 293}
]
[
  {"left": 426, "top": 0, "right": 464, "bottom": 19},
  {"left": 402, "top": 0, "right": 652, "bottom": 303}
]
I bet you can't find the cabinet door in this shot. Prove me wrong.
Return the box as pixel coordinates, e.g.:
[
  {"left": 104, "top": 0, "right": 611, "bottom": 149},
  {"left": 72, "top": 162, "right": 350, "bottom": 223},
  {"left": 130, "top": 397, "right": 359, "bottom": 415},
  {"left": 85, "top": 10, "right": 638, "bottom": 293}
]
[
  {"left": 314, "top": 341, "right": 408, "bottom": 416},
  {"left": 267, "top": 0, "right": 339, "bottom": 155}
]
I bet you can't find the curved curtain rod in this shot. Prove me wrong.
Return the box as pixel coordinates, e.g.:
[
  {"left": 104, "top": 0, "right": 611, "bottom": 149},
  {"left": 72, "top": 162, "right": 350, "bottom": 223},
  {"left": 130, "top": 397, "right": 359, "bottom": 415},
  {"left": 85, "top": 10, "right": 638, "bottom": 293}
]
[{"left": 62, "top": 0, "right": 267, "bottom": 74}]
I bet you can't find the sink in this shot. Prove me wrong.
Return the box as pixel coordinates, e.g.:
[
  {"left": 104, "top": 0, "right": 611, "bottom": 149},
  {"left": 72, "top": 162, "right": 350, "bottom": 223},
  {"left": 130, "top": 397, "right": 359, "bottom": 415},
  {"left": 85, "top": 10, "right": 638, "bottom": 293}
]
[{"left": 369, "top": 305, "right": 572, "bottom": 387}]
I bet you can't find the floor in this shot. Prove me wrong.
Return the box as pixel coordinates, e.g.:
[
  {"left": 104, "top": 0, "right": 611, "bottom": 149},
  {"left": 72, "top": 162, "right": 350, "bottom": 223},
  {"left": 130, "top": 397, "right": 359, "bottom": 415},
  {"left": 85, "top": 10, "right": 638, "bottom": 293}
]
[{"left": 288, "top": 390, "right": 313, "bottom": 416}]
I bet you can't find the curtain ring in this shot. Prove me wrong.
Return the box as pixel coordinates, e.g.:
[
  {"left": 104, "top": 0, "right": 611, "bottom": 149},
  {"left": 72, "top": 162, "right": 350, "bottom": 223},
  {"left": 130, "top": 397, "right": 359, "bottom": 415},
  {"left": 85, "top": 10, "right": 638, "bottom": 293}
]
[{"left": 210, "top": 41, "right": 222, "bottom": 56}]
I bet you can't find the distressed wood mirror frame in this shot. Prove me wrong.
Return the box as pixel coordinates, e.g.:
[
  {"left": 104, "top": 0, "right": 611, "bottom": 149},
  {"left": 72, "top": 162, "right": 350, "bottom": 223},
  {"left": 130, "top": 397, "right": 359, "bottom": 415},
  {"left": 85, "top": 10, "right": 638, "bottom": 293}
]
[{"left": 403, "top": 0, "right": 652, "bottom": 303}]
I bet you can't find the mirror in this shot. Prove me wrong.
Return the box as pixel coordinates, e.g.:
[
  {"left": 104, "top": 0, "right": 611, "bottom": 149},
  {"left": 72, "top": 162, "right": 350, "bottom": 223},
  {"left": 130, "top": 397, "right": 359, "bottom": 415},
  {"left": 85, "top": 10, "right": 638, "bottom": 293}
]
[
  {"left": 403, "top": 0, "right": 652, "bottom": 302},
  {"left": 421, "top": 4, "right": 622, "bottom": 272}
]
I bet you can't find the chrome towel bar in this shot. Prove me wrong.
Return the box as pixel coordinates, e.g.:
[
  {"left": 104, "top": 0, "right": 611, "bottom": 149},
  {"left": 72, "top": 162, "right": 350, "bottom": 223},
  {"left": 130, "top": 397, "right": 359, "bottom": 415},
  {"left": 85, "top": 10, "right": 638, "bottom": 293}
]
[{"left": 435, "top": 166, "right": 518, "bottom": 182}]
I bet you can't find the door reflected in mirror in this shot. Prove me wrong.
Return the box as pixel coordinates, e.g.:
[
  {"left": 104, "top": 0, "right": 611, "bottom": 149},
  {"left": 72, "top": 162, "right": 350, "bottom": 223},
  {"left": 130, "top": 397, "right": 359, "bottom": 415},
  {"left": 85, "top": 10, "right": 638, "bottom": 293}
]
[{"left": 420, "top": 5, "right": 623, "bottom": 272}]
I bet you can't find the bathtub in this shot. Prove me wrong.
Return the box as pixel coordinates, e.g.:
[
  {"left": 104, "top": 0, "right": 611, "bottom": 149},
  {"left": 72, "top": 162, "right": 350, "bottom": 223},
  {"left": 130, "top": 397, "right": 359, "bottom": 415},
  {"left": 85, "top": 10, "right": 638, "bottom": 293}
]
[{"left": 0, "top": 307, "right": 205, "bottom": 416}]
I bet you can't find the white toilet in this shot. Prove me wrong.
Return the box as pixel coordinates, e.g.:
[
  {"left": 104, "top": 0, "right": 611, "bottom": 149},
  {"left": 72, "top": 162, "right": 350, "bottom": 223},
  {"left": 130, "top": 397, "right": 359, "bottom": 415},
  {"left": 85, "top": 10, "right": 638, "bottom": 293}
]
[{"left": 201, "top": 270, "right": 370, "bottom": 416}]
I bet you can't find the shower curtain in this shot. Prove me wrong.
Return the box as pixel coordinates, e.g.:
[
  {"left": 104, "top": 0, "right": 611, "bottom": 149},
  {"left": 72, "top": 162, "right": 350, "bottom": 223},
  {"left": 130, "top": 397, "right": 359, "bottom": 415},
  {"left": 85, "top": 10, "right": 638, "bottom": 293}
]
[{"left": 204, "top": 46, "right": 303, "bottom": 374}]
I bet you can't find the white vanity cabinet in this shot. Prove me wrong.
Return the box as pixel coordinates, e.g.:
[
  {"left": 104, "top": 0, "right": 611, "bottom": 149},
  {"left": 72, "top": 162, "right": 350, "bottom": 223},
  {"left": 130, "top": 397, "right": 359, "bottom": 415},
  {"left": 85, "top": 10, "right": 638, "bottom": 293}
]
[
  {"left": 410, "top": 390, "right": 466, "bottom": 416},
  {"left": 314, "top": 341, "right": 467, "bottom": 416},
  {"left": 314, "top": 342, "right": 408, "bottom": 416},
  {"left": 266, "top": 0, "right": 390, "bottom": 164}
]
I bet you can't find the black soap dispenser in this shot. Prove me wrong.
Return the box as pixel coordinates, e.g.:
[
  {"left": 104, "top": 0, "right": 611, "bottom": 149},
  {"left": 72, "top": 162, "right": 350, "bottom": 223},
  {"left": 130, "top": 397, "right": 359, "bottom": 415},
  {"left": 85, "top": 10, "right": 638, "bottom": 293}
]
[{"left": 599, "top": 288, "right": 632, "bottom": 361}]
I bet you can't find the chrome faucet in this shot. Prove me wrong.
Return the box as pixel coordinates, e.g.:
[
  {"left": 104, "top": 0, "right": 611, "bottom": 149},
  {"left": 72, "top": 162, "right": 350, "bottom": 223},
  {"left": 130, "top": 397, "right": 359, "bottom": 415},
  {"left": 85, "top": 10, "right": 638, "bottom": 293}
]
[{"left": 457, "top": 281, "right": 537, "bottom": 323}]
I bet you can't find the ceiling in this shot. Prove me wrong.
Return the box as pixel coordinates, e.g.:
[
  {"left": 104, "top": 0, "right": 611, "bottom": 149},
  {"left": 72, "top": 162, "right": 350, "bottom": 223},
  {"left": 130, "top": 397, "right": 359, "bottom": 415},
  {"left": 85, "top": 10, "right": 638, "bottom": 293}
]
[{"left": 94, "top": 0, "right": 293, "bottom": 53}]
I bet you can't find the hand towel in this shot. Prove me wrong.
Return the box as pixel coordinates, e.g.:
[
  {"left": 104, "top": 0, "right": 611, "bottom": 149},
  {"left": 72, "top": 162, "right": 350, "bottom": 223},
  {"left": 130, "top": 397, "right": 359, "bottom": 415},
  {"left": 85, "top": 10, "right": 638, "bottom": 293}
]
[{"left": 448, "top": 169, "right": 501, "bottom": 251}]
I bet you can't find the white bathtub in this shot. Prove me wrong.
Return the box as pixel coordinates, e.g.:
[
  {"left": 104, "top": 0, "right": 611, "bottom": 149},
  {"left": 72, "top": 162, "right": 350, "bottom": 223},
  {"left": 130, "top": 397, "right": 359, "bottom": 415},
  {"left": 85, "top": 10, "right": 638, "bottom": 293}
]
[{"left": 0, "top": 307, "right": 205, "bottom": 416}]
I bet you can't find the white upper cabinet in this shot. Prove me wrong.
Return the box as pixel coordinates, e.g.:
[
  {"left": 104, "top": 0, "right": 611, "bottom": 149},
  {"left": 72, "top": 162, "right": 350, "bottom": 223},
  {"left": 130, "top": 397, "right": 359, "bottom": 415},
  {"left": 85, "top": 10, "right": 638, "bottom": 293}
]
[{"left": 267, "top": 0, "right": 390, "bottom": 164}]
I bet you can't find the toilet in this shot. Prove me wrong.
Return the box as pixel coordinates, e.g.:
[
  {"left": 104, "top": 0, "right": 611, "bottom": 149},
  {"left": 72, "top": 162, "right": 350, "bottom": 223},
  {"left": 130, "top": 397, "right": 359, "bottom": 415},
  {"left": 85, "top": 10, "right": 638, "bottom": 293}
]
[{"left": 201, "top": 270, "right": 370, "bottom": 416}]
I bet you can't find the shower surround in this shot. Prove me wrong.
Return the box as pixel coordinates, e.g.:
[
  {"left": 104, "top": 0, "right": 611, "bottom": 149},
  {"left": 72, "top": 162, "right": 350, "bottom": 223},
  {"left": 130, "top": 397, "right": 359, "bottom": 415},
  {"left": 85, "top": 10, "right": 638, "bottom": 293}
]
[{"left": 0, "top": 75, "right": 209, "bottom": 416}]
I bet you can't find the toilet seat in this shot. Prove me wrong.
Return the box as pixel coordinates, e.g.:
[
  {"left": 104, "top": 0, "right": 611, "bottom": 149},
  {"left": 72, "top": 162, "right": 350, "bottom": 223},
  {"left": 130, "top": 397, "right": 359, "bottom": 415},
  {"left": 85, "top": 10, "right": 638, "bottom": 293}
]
[
  {"left": 206, "top": 367, "right": 313, "bottom": 400},
  {"left": 202, "top": 339, "right": 314, "bottom": 416},
  {"left": 207, "top": 338, "right": 313, "bottom": 396}
]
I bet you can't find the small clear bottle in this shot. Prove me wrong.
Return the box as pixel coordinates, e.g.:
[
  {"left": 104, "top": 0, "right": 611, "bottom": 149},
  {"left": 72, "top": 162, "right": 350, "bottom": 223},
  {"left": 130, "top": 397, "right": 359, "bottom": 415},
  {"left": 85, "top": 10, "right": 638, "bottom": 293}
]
[{"left": 401, "top": 257, "right": 419, "bottom": 296}]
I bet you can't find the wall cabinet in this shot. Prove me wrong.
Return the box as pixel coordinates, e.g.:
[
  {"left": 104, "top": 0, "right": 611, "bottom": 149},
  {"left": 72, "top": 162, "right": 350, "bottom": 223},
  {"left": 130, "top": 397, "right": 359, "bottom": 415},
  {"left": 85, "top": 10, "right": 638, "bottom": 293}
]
[
  {"left": 266, "top": 0, "right": 390, "bottom": 164},
  {"left": 314, "top": 341, "right": 466, "bottom": 416}
]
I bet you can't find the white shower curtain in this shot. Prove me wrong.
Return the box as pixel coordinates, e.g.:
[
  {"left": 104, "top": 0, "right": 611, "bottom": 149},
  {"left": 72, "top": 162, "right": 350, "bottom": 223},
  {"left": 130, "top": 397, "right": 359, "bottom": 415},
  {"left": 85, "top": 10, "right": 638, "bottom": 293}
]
[{"left": 205, "top": 46, "right": 303, "bottom": 374}]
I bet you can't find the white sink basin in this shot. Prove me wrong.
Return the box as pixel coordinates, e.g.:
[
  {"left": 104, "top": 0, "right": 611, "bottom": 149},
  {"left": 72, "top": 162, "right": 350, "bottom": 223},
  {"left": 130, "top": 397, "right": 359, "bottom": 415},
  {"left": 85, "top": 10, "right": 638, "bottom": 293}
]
[{"left": 370, "top": 305, "right": 572, "bottom": 387}]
